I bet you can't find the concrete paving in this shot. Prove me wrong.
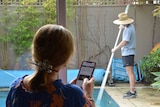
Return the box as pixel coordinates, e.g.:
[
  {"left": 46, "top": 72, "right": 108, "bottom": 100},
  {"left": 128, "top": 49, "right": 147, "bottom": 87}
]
[{"left": 105, "top": 82, "right": 160, "bottom": 107}]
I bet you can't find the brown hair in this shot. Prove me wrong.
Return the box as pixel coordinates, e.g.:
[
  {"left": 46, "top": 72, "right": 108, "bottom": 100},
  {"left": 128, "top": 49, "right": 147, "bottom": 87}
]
[{"left": 29, "top": 24, "right": 74, "bottom": 92}]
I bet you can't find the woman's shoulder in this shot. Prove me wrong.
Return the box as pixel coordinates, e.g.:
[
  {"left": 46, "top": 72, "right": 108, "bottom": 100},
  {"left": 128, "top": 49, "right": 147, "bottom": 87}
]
[
  {"left": 53, "top": 80, "right": 84, "bottom": 97},
  {"left": 7, "top": 79, "right": 86, "bottom": 107},
  {"left": 66, "top": 84, "right": 83, "bottom": 92},
  {"left": 63, "top": 84, "right": 84, "bottom": 98},
  {"left": 9, "top": 75, "right": 27, "bottom": 89},
  {"left": 53, "top": 79, "right": 83, "bottom": 93}
]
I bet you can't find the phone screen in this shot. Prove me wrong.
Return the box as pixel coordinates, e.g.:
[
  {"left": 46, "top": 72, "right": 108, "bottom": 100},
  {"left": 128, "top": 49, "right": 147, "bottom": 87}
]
[{"left": 76, "top": 61, "right": 96, "bottom": 87}]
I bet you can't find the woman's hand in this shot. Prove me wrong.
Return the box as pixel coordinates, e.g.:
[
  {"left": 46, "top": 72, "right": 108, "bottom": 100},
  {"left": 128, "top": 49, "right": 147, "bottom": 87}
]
[
  {"left": 82, "top": 77, "right": 95, "bottom": 107},
  {"left": 70, "top": 78, "right": 77, "bottom": 84},
  {"left": 71, "top": 77, "right": 95, "bottom": 107},
  {"left": 70, "top": 77, "right": 95, "bottom": 97},
  {"left": 82, "top": 77, "right": 94, "bottom": 98}
]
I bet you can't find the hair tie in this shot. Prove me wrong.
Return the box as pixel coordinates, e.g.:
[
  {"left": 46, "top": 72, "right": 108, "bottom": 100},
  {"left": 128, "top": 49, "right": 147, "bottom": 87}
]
[{"left": 29, "top": 60, "right": 54, "bottom": 73}]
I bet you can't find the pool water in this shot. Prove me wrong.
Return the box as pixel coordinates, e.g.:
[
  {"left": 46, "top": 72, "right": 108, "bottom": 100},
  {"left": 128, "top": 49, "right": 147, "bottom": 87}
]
[
  {"left": 0, "top": 89, "right": 119, "bottom": 107},
  {"left": 0, "top": 91, "right": 8, "bottom": 107},
  {"left": 93, "top": 89, "right": 119, "bottom": 107}
]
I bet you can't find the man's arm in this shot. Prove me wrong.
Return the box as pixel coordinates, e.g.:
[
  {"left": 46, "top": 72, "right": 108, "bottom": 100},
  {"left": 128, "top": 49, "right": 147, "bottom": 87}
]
[{"left": 112, "top": 40, "right": 128, "bottom": 53}]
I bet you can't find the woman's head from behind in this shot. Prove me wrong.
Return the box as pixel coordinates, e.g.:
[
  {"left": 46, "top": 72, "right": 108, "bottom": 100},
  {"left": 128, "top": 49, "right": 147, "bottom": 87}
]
[
  {"left": 32, "top": 24, "right": 74, "bottom": 71},
  {"left": 29, "top": 24, "right": 74, "bottom": 92}
]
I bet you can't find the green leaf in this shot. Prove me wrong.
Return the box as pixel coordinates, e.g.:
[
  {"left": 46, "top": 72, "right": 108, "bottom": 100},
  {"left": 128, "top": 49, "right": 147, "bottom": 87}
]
[
  {"left": 151, "top": 80, "right": 160, "bottom": 87},
  {"left": 152, "top": 72, "right": 160, "bottom": 77}
]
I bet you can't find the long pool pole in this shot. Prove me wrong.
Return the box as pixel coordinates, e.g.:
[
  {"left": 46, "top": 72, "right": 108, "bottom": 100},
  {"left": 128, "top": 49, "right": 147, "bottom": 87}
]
[
  {"left": 96, "top": 4, "right": 130, "bottom": 104},
  {"left": 96, "top": 28, "right": 122, "bottom": 103}
]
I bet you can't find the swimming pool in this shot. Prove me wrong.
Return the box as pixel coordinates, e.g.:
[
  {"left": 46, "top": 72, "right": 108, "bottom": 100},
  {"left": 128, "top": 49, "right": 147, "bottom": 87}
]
[
  {"left": 0, "top": 91, "right": 8, "bottom": 107},
  {"left": 0, "top": 88, "right": 119, "bottom": 107},
  {"left": 94, "top": 88, "right": 119, "bottom": 107}
]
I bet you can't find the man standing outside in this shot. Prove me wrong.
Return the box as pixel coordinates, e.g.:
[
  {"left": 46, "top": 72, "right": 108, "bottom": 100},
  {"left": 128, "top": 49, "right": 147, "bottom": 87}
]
[{"left": 112, "top": 12, "right": 136, "bottom": 98}]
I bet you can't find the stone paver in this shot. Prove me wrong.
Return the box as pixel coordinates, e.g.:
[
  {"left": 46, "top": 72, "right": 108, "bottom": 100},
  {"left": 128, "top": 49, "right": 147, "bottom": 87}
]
[{"left": 105, "top": 82, "right": 160, "bottom": 107}]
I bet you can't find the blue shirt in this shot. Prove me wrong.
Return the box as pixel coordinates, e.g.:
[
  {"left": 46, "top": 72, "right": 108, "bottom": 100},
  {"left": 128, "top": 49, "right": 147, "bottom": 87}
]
[
  {"left": 6, "top": 77, "right": 88, "bottom": 107},
  {"left": 121, "top": 24, "right": 136, "bottom": 56}
]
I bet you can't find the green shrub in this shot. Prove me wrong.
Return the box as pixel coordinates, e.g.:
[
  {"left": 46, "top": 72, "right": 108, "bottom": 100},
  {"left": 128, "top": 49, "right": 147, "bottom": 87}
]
[
  {"left": 10, "top": 6, "right": 42, "bottom": 56},
  {"left": 0, "top": 0, "right": 76, "bottom": 69},
  {"left": 140, "top": 48, "right": 160, "bottom": 84}
]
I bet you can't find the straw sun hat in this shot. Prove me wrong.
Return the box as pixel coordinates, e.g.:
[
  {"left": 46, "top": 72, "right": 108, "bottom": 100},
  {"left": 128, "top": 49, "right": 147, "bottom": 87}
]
[{"left": 113, "top": 12, "right": 134, "bottom": 25}]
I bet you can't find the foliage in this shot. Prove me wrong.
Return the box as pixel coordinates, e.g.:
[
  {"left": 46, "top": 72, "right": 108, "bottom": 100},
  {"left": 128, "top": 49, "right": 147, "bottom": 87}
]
[
  {"left": 0, "top": 0, "right": 76, "bottom": 69},
  {"left": 0, "top": 0, "right": 14, "bottom": 69},
  {"left": 0, "top": 0, "right": 57, "bottom": 57},
  {"left": 140, "top": 48, "right": 160, "bottom": 84},
  {"left": 42, "top": 0, "right": 56, "bottom": 24},
  {"left": 9, "top": 6, "right": 42, "bottom": 56},
  {"left": 151, "top": 72, "right": 160, "bottom": 90},
  {"left": 153, "top": 6, "right": 160, "bottom": 17},
  {"left": 0, "top": 6, "right": 42, "bottom": 56},
  {"left": 66, "top": 0, "right": 76, "bottom": 28}
]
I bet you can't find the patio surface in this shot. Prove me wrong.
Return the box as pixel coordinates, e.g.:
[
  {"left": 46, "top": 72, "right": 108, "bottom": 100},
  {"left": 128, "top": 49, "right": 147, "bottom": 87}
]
[{"left": 104, "top": 82, "right": 160, "bottom": 107}]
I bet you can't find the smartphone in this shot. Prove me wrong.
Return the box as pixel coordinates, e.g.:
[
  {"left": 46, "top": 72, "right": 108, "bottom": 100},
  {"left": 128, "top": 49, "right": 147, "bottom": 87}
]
[{"left": 76, "top": 61, "right": 96, "bottom": 87}]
